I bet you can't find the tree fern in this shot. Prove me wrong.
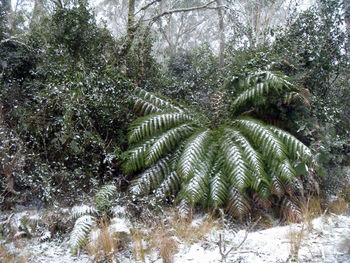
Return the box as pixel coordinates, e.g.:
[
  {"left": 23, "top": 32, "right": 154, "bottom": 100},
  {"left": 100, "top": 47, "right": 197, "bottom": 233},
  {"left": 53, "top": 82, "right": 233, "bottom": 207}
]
[{"left": 123, "top": 71, "right": 312, "bottom": 219}]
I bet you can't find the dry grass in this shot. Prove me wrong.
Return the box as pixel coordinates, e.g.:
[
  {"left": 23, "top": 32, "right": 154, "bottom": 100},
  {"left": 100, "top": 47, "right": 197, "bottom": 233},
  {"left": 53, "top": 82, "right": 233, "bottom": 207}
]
[
  {"left": 286, "top": 224, "right": 306, "bottom": 261},
  {"left": 131, "top": 228, "right": 146, "bottom": 262},
  {"left": 85, "top": 221, "right": 119, "bottom": 262},
  {"left": 129, "top": 211, "right": 217, "bottom": 262},
  {"left": 0, "top": 243, "right": 28, "bottom": 263},
  {"left": 149, "top": 225, "right": 179, "bottom": 263},
  {"left": 328, "top": 195, "right": 348, "bottom": 215},
  {"left": 168, "top": 212, "right": 217, "bottom": 244},
  {"left": 300, "top": 196, "right": 323, "bottom": 232}
]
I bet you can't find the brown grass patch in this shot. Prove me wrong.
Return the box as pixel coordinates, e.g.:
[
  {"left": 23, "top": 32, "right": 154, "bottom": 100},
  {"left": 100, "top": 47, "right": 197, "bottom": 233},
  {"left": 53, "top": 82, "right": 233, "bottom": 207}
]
[{"left": 85, "top": 221, "right": 119, "bottom": 262}]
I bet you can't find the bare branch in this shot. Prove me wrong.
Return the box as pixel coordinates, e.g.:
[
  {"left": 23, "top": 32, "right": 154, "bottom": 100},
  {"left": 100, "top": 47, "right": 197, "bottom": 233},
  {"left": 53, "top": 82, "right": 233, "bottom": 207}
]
[
  {"left": 146, "top": 0, "right": 217, "bottom": 22},
  {"left": 135, "top": 0, "right": 161, "bottom": 15}
]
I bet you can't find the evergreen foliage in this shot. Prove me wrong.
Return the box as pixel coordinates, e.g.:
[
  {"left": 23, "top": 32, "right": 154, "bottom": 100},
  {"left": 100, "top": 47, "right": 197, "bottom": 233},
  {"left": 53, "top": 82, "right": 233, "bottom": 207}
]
[{"left": 124, "top": 72, "right": 312, "bottom": 218}]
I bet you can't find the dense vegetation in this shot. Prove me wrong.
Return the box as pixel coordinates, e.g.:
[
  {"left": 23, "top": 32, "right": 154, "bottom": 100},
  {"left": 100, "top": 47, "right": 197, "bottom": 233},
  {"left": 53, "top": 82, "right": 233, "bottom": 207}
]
[{"left": 0, "top": 0, "right": 349, "bottom": 223}]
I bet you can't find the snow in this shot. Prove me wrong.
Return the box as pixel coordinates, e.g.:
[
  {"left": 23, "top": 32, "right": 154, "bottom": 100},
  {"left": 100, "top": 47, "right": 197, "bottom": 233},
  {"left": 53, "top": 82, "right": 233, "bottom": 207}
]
[{"left": 1, "top": 209, "right": 350, "bottom": 263}]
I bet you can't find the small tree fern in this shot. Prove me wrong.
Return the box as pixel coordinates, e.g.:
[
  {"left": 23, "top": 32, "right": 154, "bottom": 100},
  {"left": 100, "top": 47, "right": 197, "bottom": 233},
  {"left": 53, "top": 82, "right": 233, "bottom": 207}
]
[
  {"left": 69, "top": 184, "right": 116, "bottom": 255},
  {"left": 123, "top": 71, "right": 312, "bottom": 219}
]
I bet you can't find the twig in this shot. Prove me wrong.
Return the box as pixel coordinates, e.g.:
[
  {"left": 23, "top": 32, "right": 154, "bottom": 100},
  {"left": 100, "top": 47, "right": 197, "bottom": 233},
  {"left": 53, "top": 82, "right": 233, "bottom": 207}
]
[
  {"left": 146, "top": 0, "right": 216, "bottom": 22},
  {"left": 135, "top": 0, "right": 161, "bottom": 15},
  {"left": 219, "top": 216, "right": 261, "bottom": 261}
]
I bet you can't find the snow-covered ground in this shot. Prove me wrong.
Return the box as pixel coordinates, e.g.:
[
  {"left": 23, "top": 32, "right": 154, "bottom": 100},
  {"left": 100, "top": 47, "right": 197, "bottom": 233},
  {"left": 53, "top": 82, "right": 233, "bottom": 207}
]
[{"left": 1, "top": 209, "right": 350, "bottom": 263}]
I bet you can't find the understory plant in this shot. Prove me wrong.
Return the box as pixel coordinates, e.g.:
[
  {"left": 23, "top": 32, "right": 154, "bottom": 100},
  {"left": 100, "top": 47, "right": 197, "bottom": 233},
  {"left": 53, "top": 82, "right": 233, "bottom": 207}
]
[
  {"left": 123, "top": 71, "right": 312, "bottom": 219},
  {"left": 69, "top": 184, "right": 116, "bottom": 255}
]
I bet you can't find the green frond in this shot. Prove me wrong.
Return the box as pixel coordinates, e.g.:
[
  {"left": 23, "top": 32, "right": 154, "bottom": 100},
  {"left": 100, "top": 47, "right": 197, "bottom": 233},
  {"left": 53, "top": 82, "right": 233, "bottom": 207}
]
[
  {"left": 220, "top": 134, "right": 251, "bottom": 190},
  {"left": 133, "top": 87, "right": 183, "bottom": 115},
  {"left": 269, "top": 126, "right": 311, "bottom": 162},
  {"left": 235, "top": 118, "right": 287, "bottom": 160},
  {"left": 70, "top": 205, "right": 97, "bottom": 221},
  {"left": 283, "top": 91, "right": 311, "bottom": 106},
  {"left": 155, "top": 171, "right": 181, "bottom": 198},
  {"left": 95, "top": 184, "right": 116, "bottom": 213},
  {"left": 177, "top": 129, "right": 212, "bottom": 179},
  {"left": 181, "top": 143, "right": 216, "bottom": 204},
  {"left": 232, "top": 71, "right": 293, "bottom": 112},
  {"left": 209, "top": 164, "right": 228, "bottom": 208},
  {"left": 223, "top": 127, "right": 268, "bottom": 191},
  {"left": 129, "top": 157, "right": 171, "bottom": 196},
  {"left": 274, "top": 159, "right": 296, "bottom": 181},
  {"left": 122, "top": 138, "right": 156, "bottom": 173},
  {"left": 129, "top": 111, "right": 194, "bottom": 143},
  {"left": 226, "top": 186, "right": 251, "bottom": 219},
  {"left": 147, "top": 123, "right": 195, "bottom": 166},
  {"left": 70, "top": 215, "right": 95, "bottom": 255},
  {"left": 178, "top": 198, "right": 192, "bottom": 219}
]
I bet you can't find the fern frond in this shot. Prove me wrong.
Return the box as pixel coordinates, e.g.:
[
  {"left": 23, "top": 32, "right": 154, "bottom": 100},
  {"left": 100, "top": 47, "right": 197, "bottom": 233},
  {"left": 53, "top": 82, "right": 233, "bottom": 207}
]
[
  {"left": 209, "top": 164, "right": 228, "bottom": 208},
  {"left": 235, "top": 118, "right": 287, "bottom": 160},
  {"left": 220, "top": 134, "right": 250, "bottom": 190},
  {"left": 133, "top": 87, "right": 183, "bottom": 115},
  {"left": 147, "top": 123, "right": 194, "bottom": 166},
  {"left": 232, "top": 71, "right": 293, "bottom": 111},
  {"left": 129, "top": 111, "right": 194, "bottom": 143},
  {"left": 155, "top": 171, "right": 181, "bottom": 198},
  {"left": 182, "top": 143, "right": 216, "bottom": 204},
  {"left": 70, "top": 215, "right": 95, "bottom": 255},
  {"left": 178, "top": 198, "right": 192, "bottom": 219},
  {"left": 130, "top": 157, "right": 171, "bottom": 196},
  {"left": 274, "top": 159, "right": 296, "bottom": 182},
  {"left": 269, "top": 126, "right": 311, "bottom": 162},
  {"left": 226, "top": 186, "right": 251, "bottom": 219},
  {"left": 271, "top": 175, "right": 286, "bottom": 198},
  {"left": 122, "top": 138, "right": 156, "bottom": 173},
  {"left": 224, "top": 127, "right": 268, "bottom": 191},
  {"left": 70, "top": 205, "right": 97, "bottom": 221},
  {"left": 177, "top": 129, "right": 212, "bottom": 179},
  {"left": 95, "top": 184, "right": 116, "bottom": 213}
]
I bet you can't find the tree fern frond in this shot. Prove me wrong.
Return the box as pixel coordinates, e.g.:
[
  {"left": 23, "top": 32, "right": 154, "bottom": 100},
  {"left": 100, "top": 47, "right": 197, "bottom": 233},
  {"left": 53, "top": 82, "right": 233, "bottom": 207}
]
[
  {"left": 178, "top": 198, "right": 192, "bottom": 219},
  {"left": 209, "top": 164, "right": 228, "bottom": 208},
  {"left": 129, "top": 112, "right": 194, "bottom": 143},
  {"left": 133, "top": 87, "right": 183, "bottom": 115},
  {"left": 147, "top": 123, "right": 195, "bottom": 166},
  {"left": 177, "top": 129, "right": 212, "bottom": 179},
  {"left": 224, "top": 127, "right": 268, "bottom": 191},
  {"left": 235, "top": 118, "right": 287, "bottom": 160},
  {"left": 220, "top": 135, "right": 251, "bottom": 190},
  {"left": 271, "top": 175, "right": 286, "bottom": 198},
  {"left": 129, "top": 157, "right": 171, "bottom": 196},
  {"left": 70, "top": 215, "right": 95, "bottom": 255},
  {"left": 232, "top": 71, "right": 293, "bottom": 111},
  {"left": 273, "top": 158, "right": 296, "bottom": 182},
  {"left": 70, "top": 205, "right": 97, "bottom": 221},
  {"left": 182, "top": 143, "right": 216, "bottom": 204},
  {"left": 122, "top": 138, "right": 156, "bottom": 173},
  {"left": 155, "top": 171, "right": 181, "bottom": 198},
  {"left": 269, "top": 126, "right": 311, "bottom": 162},
  {"left": 95, "top": 184, "right": 116, "bottom": 213},
  {"left": 226, "top": 186, "right": 251, "bottom": 219}
]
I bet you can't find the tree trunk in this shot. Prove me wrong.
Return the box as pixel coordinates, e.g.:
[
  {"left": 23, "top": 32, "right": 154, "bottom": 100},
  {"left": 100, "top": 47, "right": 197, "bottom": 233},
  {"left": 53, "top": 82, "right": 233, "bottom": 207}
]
[
  {"left": 0, "top": 0, "right": 11, "bottom": 39},
  {"left": 31, "top": 0, "right": 43, "bottom": 25},
  {"left": 216, "top": 0, "right": 225, "bottom": 69},
  {"left": 344, "top": 0, "right": 350, "bottom": 51}
]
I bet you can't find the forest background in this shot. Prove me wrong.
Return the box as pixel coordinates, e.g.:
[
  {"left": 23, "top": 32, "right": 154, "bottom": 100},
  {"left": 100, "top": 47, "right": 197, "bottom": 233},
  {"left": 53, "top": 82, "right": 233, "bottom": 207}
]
[{"left": 0, "top": 0, "right": 349, "bottom": 221}]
